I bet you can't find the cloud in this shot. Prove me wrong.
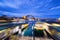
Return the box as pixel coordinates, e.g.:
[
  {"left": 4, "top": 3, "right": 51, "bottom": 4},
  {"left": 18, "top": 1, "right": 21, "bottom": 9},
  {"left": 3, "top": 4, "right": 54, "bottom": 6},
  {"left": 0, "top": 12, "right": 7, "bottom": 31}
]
[
  {"left": 0, "top": 0, "right": 52, "bottom": 13},
  {"left": 0, "top": 10, "right": 47, "bottom": 17},
  {"left": 0, "top": 0, "right": 60, "bottom": 18},
  {"left": 0, "top": 10, "right": 60, "bottom": 18},
  {"left": 0, "top": 1, "right": 18, "bottom": 9},
  {"left": 50, "top": 6, "right": 60, "bottom": 10},
  {"left": 0, "top": 0, "right": 29, "bottom": 9}
]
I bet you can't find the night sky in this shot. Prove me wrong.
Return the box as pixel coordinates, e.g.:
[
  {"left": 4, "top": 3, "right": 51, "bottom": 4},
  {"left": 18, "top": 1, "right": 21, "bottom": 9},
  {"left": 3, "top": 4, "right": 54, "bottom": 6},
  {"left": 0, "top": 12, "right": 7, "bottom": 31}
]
[{"left": 0, "top": 0, "right": 60, "bottom": 18}]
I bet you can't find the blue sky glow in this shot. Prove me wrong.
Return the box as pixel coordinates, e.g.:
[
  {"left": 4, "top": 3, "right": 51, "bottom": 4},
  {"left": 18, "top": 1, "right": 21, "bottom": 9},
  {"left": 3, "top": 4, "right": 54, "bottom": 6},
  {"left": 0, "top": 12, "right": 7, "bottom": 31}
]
[{"left": 0, "top": 0, "right": 60, "bottom": 18}]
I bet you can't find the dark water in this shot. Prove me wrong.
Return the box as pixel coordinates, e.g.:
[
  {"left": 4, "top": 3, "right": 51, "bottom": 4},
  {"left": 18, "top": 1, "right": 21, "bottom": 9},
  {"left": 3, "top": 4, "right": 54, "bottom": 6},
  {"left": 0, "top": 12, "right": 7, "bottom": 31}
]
[
  {"left": 24, "top": 21, "right": 36, "bottom": 36},
  {"left": 49, "top": 26, "right": 60, "bottom": 32},
  {"left": 0, "top": 23, "right": 21, "bottom": 30}
]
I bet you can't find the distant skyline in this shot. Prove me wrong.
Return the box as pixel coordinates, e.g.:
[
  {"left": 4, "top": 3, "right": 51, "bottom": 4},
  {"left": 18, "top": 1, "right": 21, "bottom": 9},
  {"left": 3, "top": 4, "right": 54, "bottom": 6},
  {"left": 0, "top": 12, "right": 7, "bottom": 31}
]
[{"left": 0, "top": 0, "right": 60, "bottom": 18}]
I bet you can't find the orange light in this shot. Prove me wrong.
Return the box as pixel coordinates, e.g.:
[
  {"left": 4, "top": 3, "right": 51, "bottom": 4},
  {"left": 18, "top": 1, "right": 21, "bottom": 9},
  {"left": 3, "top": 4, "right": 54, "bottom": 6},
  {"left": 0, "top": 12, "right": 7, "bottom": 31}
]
[{"left": 23, "top": 16, "right": 26, "bottom": 19}]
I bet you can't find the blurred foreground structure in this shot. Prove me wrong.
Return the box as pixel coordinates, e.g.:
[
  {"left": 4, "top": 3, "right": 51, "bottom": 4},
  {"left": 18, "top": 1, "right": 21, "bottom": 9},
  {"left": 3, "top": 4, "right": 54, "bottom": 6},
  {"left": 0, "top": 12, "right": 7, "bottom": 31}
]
[{"left": 0, "top": 15, "right": 60, "bottom": 40}]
